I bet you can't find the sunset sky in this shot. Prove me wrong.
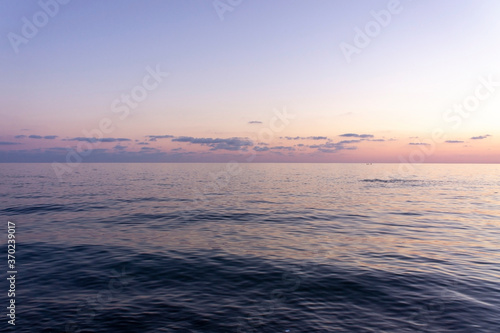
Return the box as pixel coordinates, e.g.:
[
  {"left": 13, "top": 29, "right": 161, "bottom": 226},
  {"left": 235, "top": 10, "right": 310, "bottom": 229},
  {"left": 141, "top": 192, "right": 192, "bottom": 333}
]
[{"left": 1, "top": 0, "right": 499, "bottom": 162}]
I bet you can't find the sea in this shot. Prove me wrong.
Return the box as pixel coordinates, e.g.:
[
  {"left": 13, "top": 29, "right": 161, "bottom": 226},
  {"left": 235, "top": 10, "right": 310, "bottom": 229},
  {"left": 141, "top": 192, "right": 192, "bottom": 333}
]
[{"left": 1, "top": 163, "right": 499, "bottom": 332}]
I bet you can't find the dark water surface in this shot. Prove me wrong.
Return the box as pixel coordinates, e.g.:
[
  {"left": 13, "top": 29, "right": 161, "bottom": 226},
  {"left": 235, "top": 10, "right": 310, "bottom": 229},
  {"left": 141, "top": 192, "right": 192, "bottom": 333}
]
[{"left": 1, "top": 163, "right": 499, "bottom": 332}]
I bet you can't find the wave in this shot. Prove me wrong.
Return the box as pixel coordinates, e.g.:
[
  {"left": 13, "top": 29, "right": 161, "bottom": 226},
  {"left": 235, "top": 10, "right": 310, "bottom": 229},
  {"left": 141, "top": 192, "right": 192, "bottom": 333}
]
[{"left": 16, "top": 243, "right": 500, "bottom": 333}]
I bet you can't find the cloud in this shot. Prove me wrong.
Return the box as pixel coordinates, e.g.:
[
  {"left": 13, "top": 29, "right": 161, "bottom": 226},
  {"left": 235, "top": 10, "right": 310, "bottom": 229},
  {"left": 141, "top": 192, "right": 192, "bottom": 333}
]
[
  {"left": 470, "top": 135, "right": 491, "bottom": 140},
  {"left": 172, "top": 136, "right": 195, "bottom": 143},
  {"left": 445, "top": 140, "right": 464, "bottom": 144},
  {"left": 311, "top": 140, "right": 358, "bottom": 153},
  {"left": 248, "top": 121, "right": 262, "bottom": 124},
  {"left": 319, "top": 146, "right": 357, "bottom": 153},
  {"left": 137, "top": 142, "right": 149, "bottom": 145},
  {"left": 270, "top": 146, "right": 295, "bottom": 151},
  {"left": 67, "top": 137, "right": 131, "bottom": 143},
  {"left": 339, "top": 133, "right": 374, "bottom": 138},
  {"left": 146, "top": 135, "right": 174, "bottom": 142},
  {"left": 209, "top": 143, "right": 249, "bottom": 151},
  {"left": 0, "top": 147, "right": 176, "bottom": 163},
  {"left": 338, "top": 139, "right": 362, "bottom": 144},
  {"left": 25, "top": 135, "right": 58, "bottom": 139},
  {"left": 0, "top": 141, "right": 21, "bottom": 145},
  {"left": 282, "top": 136, "right": 328, "bottom": 140},
  {"left": 140, "top": 147, "right": 161, "bottom": 153},
  {"left": 409, "top": 142, "right": 430, "bottom": 146},
  {"left": 172, "top": 136, "right": 253, "bottom": 151},
  {"left": 113, "top": 144, "right": 128, "bottom": 150},
  {"left": 98, "top": 138, "right": 131, "bottom": 143},
  {"left": 45, "top": 147, "right": 68, "bottom": 151},
  {"left": 253, "top": 146, "right": 269, "bottom": 152}
]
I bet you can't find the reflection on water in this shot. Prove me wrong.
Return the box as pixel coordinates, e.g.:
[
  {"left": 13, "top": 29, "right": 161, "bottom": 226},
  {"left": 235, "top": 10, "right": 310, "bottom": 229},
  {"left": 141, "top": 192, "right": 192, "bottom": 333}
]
[{"left": 1, "top": 163, "right": 499, "bottom": 332}]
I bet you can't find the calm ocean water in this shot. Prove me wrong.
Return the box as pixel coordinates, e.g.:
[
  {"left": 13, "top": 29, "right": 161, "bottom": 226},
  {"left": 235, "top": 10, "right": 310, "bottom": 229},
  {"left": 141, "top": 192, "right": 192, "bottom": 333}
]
[{"left": 1, "top": 163, "right": 499, "bottom": 332}]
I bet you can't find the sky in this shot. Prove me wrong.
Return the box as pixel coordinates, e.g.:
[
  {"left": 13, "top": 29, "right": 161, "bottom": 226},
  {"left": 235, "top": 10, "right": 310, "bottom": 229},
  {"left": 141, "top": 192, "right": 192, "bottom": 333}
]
[{"left": 1, "top": 0, "right": 499, "bottom": 163}]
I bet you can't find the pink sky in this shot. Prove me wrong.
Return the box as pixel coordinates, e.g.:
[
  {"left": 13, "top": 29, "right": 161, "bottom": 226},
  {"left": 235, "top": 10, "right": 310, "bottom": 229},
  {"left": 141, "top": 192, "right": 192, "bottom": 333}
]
[{"left": 1, "top": 1, "right": 499, "bottom": 162}]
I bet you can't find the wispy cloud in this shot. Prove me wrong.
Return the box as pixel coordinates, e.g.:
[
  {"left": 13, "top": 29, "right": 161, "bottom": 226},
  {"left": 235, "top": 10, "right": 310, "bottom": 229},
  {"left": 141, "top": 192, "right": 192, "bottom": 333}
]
[
  {"left": 339, "top": 133, "right": 374, "bottom": 138},
  {"left": 209, "top": 143, "right": 251, "bottom": 151},
  {"left": 470, "top": 135, "right": 491, "bottom": 140},
  {"left": 253, "top": 146, "right": 269, "bottom": 152},
  {"left": 270, "top": 146, "right": 295, "bottom": 151},
  {"left": 0, "top": 148, "right": 174, "bottom": 163},
  {"left": 445, "top": 140, "right": 464, "bottom": 144},
  {"left": 113, "top": 144, "right": 128, "bottom": 150},
  {"left": 248, "top": 121, "right": 262, "bottom": 124},
  {"left": 28, "top": 135, "right": 58, "bottom": 139},
  {"left": 282, "top": 136, "right": 328, "bottom": 140},
  {"left": 140, "top": 147, "right": 161, "bottom": 152},
  {"left": 67, "top": 137, "right": 131, "bottom": 143},
  {"left": 172, "top": 136, "right": 253, "bottom": 151},
  {"left": 318, "top": 146, "right": 357, "bottom": 153},
  {"left": 146, "top": 135, "right": 174, "bottom": 142},
  {"left": 409, "top": 142, "right": 430, "bottom": 146},
  {"left": 311, "top": 140, "right": 358, "bottom": 153},
  {"left": 338, "top": 139, "right": 362, "bottom": 144},
  {"left": 45, "top": 147, "right": 68, "bottom": 152},
  {"left": 0, "top": 141, "right": 21, "bottom": 145}
]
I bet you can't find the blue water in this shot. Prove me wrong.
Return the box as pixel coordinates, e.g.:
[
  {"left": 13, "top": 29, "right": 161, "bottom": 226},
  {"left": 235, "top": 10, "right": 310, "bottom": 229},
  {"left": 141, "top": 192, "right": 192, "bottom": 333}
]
[{"left": 1, "top": 163, "right": 500, "bottom": 332}]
